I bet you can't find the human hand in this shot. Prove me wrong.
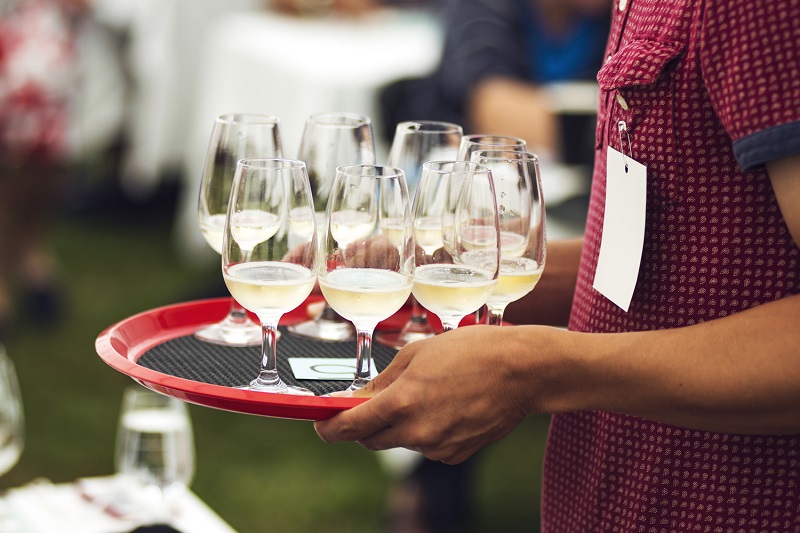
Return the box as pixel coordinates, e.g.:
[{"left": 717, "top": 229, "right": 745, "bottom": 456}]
[
  {"left": 270, "top": 0, "right": 380, "bottom": 16},
  {"left": 314, "top": 325, "right": 534, "bottom": 464}
]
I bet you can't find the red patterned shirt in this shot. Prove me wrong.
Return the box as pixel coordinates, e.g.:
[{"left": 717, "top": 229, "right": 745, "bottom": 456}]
[{"left": 543, "top": 0, "right": 800, "bottom": 531}]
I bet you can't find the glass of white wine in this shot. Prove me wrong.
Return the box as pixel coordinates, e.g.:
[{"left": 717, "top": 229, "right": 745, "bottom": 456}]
[
  {"left": 115, "top": 385, "right": 194, "bottom": 522},
  {"left": 376, "top": 120, "right": 464, "bottom": 350},
  {"left": 411, "top": 161, "right": 500, "bottom": 332},
  {"left": 471, "top": 150, "right": 547, "bottom": 325},
  {"left": 196, "top": 113, "right": 283, "bottom": 346},
  {"left": 222, "top": 159, "right": 318, "bottom": 395},
  {"left": 319, "top": 165, "right": 414, "bottom": 391},
  {"left": 287, "top": 112, "right": 376, "bottom": 343}
]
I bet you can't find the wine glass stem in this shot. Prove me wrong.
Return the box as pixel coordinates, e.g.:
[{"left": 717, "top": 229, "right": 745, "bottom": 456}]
[
  {"left": 486, "top": 306, "right": 505, "bottom": 326},
  {"left": 228, "top": 299, "right": 251, "bottom": 324},
  {"left": 352, "top": 328, "right": 375, "bottom": 389},
  {"left": 255, "top": 321, "right": 280, "bottom": 386},
  {"left": 408, "top": 296, "right": 428, "bottom": 324}
]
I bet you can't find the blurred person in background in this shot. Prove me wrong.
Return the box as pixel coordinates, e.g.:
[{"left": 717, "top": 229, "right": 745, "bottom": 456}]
[
  {"left": 0, "top": 0, "right": 89, "bottom": 334},
  {"left": 380, "top": 0, "right": 610, "bottom": 159},
  {"left": 270, "top": 0, "right": 430, "bottom": 17},
  {"left": 380, "top": 1, "right": 610, "bottom": 531}
]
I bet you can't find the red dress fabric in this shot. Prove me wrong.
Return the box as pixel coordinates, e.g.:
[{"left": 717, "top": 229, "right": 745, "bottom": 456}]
[{"left": 543, "top": 0, "right": 800, "bottom": 531}]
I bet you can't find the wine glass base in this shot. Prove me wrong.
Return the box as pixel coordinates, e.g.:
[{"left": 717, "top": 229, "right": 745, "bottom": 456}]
[
  {"left": 194, "top": 321, "right": 270, "bottom": 347},
  {"left": 347, "top": 377, "right": 371, "bottom": 391},
  {"left": 287, "top": 317, "right": 355, "bottom": 342},
  {"left": 375, "top": 329, "right": 435, "bottom": 350},
  {"left": 243, "top": 379, "right": 314, "bottom": 396}
]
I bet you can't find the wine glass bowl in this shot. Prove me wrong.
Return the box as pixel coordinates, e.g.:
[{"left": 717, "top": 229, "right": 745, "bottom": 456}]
[
  {"left": 457, "top": 134, "right": 528, "bottom": 161},
  {"left": 376, "top": 120, "right": 464, "bottom": 349},
  {"left": 196, "top": 113, "right": 283, "bottom": 347},
  {"left": 411, "top": 161, "right": 500, "bottom": 332},
  {"left": 287, "top": 112, "right": 377, "bottom": 343},
  {"left": 318, "top": 165, "right": 414, "bottom": 391},
  {"left": 222, "top": 158, "right": 318, "bottom": 395},
  {"left": 471, "top": 150, "right": 547, "bottom": 325}
]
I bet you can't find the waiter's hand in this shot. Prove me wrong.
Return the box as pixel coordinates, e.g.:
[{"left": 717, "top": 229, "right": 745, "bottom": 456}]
[{"left": 314, "top": 324, "right": 542, "bottom": 464}]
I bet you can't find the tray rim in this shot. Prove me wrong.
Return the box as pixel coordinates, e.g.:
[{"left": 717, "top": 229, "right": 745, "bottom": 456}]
[{"left": 95, "top": 297, "right": 368, "bottom": 420}]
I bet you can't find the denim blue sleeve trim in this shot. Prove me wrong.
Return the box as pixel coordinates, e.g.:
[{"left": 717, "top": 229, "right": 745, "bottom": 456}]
[{"left": 733, "top": 121, "right": 800, "bottom": 171}]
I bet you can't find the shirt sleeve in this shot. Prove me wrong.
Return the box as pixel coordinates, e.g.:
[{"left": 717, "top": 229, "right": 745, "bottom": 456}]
[
  {"left": 699, "top": 0, "right": 800, "bottom": 170},
  {"left": 435, "top": 0, "right": 528, "bottom": 111}
]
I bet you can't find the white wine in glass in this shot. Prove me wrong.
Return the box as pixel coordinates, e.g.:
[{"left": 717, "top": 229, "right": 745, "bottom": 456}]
[
  {"left": 376, "top": 120, "right": 463, "bottom": 349},
  {"left": 222, "top": 159, "right": 318, "bottom": 394},
  {"left": 196, "top": 113, "right": 283, "bottom": 346},
  {"left": 411, "top": 161, "right": 499, "bottom": 332},
  {"left": 319, "top": 165, "right": 414, "bottom": 390},
  {"left": 287, "top": 112, "right": 376, "bottom": 342},
  {"left": 471, "top": 150, "right": 547, "bottom": 325}
]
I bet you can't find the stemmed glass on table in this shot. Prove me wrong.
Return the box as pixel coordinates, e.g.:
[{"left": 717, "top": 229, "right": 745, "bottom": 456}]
[
  {"left": 0, "top": 344, "right": 23, "bottom": 479},
  {"left": 115, "top": 385, "right": 194, "bottom": 522},
  {"left": 318, "top": 165, "right": 414, "bottom": 391},
  {"left": 471, "top": 150, "right": 547, "bottom": 325},
  {"left": 222, "top": 159, "right": 318, "bottom": 394},
  {"left": 411, "top": 161, "right": 500, "bottom": 332},
  {"left": 287, "top": 112, "right": 376, "bottom": 343},
  {"left": 196, "top": 113, "right": 283, "bottom": 346},
  {"left": 375, "top": 121, "right": 464, "bottom": 349}
]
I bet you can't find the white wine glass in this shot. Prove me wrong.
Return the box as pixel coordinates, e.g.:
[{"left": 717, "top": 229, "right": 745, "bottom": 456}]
[
  {"left": 0, "top": 344, "right": 23, "bottom": 478},
  {"left": 376, "top": 120, "right": 463, "bottom": 349},
  {"left": 471, "top": 150, "right": 547, "bottom": 325},
  {"left": 115, "top": 385, "right": 194, "bottom": 522},
  {"left": 457, "top": 135, "right": 526, "bottom": 323},
  {"left": 319, "top": 165, "right": 414, "bottom": 391},
  {"left": 411, "top": 161, "right": 500, "bottom": 332},
  {"left": 223, "top": 158, "right": 318, "bottom": 394},
  {"left": 288, "top": 112, "right": 376, "bottom": 342},
  {"left": 196, "top": 113, "right": 283, "bottom": 346}
]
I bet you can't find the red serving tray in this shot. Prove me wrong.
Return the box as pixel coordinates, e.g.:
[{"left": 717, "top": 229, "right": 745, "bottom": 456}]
[{"left": 95, "top": 296, "right": 423, "bottom": 421}]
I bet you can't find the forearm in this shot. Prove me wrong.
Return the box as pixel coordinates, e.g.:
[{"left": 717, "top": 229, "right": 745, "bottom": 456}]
[
  {"left": 523, "top": 294, "right": 800, "bottom": 434},
  {"left": 467, "top": 77, "right": 560, "bottom": 154},
  {"left": 503, "top": 237, "right": 582, "bottom": 327}
]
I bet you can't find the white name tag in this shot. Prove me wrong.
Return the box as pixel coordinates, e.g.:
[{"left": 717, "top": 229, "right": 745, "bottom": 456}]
[
  {"left": 288, "top": 357, "right": 378, "bottom": 380},
  {"left": 592, "top": 146, "right": 647, "bottom": 311}
]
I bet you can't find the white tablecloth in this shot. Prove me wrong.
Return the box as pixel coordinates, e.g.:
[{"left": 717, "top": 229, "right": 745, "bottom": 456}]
[{"left": 0, "top": 476, "right": 237, "bottom": 533}]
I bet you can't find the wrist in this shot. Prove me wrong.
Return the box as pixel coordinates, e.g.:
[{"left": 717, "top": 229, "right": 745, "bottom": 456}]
[{"left": 503, "top": 326, "right": 615, "bottom": 416}]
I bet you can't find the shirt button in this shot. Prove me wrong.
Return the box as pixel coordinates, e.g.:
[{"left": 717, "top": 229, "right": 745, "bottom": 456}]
[
  {"left": 606, "top": 54, "right": 613, "bottom": 64},
  {"left": 619, "top": 0, "right": 628, "bottom": 10},
  {"left": 616, "top": 93, "right": 629, "bottom": 110}
]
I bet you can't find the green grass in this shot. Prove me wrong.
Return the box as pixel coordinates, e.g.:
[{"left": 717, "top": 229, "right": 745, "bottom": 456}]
[{"left": 0, "top": 191, "right": 549, "bottom": 532}]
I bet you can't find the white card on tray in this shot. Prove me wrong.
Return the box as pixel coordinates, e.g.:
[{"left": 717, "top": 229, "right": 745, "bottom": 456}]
[{"left": 288, "top": 357, "right": 378, "bottom": 380}]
